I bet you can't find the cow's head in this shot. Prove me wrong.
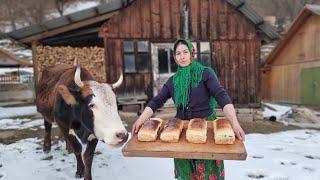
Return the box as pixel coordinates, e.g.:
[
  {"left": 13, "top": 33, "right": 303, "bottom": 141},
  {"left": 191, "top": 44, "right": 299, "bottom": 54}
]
[{"left": 57, "top": 66, "right": 128, "bottom": 146}]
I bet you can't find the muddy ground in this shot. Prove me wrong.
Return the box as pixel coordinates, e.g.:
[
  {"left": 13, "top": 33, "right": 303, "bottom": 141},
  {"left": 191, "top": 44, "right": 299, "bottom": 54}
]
[{"left": 0, "top": 110, "right": 305, "bottom": 145}]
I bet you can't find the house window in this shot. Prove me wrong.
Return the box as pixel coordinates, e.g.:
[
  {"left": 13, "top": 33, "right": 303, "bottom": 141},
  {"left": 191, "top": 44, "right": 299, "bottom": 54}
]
[
  {"left": 123, "top": 40, "right": 149, "bottom": 73},
  {"left": 199, "top": 42, "right": 211, "bottom": 66},
  {"left": 136, "top": 41, "right": 149, "bottom": 72},
  {"left": 190, "top": 42, "right": 211, "bottom": 66},
  {"left": 158, "top": 48, "right": 176, "bottom": 74},
  {"left": 124, "top": 41, "right": 135, "bottom": 73}
]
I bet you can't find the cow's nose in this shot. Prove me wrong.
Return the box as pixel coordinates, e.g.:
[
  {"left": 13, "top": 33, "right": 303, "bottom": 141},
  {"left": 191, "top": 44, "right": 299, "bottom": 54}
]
[{"left": 116, "top": 131, "right": 128, "bottom": 142}]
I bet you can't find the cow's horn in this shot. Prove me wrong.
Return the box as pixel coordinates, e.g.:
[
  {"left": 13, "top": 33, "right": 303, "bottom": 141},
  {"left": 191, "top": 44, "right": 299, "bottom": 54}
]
[
  {"left": 74, "top": 65, "right": 84, "bottom": 87},
  {"left": 111, "top": 72, "right": 123, "bottom": 89},
  {"left": 73, "top": 58, "right": 78, "bottom": 66}
]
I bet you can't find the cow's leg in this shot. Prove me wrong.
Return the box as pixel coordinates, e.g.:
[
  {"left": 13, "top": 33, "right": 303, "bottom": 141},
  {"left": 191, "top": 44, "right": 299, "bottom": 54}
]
[
  {"left": 43, "top": 118, "right": 52, "bottom": 153},
  {"left": 83, "top": 138, "right": 98, "bottom": 180},
  {"left": 58, "top": 125, "right": 85, "bottom": 178},
  {"left": 68, "top": 135, "right": 85, "bottom": 178}
]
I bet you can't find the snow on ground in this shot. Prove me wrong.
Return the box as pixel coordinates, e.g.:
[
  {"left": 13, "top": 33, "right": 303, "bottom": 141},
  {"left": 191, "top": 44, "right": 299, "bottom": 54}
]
[
  {"left": 262, "top": 102, "right": 320, "bottom": 128},
  {"left": 226, "top": 130, "right": 320, "bottom": 180},
  {"left": 0, "top": 106, "right": 37, "bottom": 119},
  {"left": 262, "top": 102, "right": 292, "bottom": 120},
  {"left": 0, "top": 118, "right": 43, "bottom": 130},
  {"left": 0, "top": 130, "right": 319, "bottom": 180},
  {"left": 0, "top": 39, "right": 32, "bottom": 62},
  {"left": 0, "top": 67, "right": 33, "bottom": 75}
]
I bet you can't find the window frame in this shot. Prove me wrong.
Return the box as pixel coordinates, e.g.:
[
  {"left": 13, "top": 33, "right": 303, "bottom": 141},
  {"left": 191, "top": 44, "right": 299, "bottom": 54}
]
[
  {"left": 196, "top": 41, "right": 212, "bottom": 67},
  {"left": 123, "top": 41, "right": 136, "bottom": 73},
  {"left": 123, "top": 40, "right": 150, "bottom": 73}
]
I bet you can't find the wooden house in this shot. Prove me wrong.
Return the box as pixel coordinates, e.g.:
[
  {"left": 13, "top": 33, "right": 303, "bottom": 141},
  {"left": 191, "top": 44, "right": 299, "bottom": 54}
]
[
  {"left": 100, "top": 0, "right": 279, "bottom": 108},
  {"left": 5, "top": 0, "right": 279, "bottom": 113},
  {"left": 262, "top": 4, "right": 320, "bottom": 105}
]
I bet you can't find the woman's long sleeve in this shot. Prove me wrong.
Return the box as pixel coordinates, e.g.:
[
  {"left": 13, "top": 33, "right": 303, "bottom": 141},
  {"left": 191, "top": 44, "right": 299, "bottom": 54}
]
[
  {"left": 203, "top": 70, "right": 232, "bottom": 109},
  {"left": 146, "top": 79, "right": 172, "bottom": 112}
]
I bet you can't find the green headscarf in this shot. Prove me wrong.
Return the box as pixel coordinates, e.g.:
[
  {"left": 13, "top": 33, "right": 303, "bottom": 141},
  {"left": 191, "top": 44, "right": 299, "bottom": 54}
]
[{"left": 173, "top": 39, "right": 217, "bottom": 120}]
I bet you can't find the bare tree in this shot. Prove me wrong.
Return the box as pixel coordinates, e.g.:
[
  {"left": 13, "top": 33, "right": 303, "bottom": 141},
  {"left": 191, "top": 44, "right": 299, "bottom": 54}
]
[
  {"left": 54, "top": 0, "right": 72, "bottom": 16},
  {"left": 0, "top": 0, "right": 24, "bottom": 31},
  {"left": 22, "top": 0, "right": 52, "bottom": 26},
  {"left": 246, "top": 0, "right": 313, "bottom": 23}
]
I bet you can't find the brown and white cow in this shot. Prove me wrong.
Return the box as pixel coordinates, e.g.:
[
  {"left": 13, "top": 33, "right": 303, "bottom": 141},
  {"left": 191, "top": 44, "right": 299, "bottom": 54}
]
[{"left": 36, "top": 64, "right": 128, "bottom": 180}]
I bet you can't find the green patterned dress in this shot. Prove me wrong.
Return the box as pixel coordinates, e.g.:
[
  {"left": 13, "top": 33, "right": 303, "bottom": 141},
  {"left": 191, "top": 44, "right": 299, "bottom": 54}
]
[{"left": 174, "top": 120, "right": 225, "bottom": 180}]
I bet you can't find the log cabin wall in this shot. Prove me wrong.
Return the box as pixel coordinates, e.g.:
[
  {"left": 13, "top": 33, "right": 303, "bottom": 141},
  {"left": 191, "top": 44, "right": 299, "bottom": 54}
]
[{"left": 101, "top": 0, "right": 262, "bottom": 107}]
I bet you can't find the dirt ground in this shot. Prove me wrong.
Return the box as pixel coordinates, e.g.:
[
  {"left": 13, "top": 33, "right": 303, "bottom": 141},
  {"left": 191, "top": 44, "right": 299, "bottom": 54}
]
[{"left": 0, "top": 110, "right": 305, "bottom": 145}]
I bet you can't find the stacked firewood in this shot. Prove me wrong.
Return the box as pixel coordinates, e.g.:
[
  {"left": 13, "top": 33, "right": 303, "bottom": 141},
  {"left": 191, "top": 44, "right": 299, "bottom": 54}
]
[{"left": 36, "top": 46, "right": 106, "bottom": 81}]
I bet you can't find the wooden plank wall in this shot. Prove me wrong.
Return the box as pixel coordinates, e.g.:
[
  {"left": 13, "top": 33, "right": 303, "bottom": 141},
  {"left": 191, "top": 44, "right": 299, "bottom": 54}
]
[
  {"left": 104, "top": 38, "right": 152, "bottom": 96},
  {"left": 264, "top": 15, "right": 320, "bottom": 104},
  {"left": 102, "top": 0, "right": 261, "bottom": 106}
]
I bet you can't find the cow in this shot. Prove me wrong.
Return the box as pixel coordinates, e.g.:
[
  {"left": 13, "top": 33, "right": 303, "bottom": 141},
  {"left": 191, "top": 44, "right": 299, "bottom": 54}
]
[{"left": 35, "top": 63, "right": 128, "bottom": 180}]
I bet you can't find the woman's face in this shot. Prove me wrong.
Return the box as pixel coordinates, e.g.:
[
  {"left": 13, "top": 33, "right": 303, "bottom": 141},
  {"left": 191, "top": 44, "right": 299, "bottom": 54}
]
[{"left": 174, "top": 44, "right": 191, "bottom": 67}]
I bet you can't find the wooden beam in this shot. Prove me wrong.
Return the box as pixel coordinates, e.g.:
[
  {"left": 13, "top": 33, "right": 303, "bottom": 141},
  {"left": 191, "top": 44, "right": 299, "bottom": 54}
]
[
  {"left": 42, "top": 27, "right": 100, "bottom": 43},
  {"left": 0, "top": 49, "right": 30, "bottom": 66},
  {"left": 31, "top": 41, "right": 40, "bottom": 88},
  {"left": 43, "top": 33, "right": 101, "bottom": 46},
  {"left": 21, "top": 11, "right": 118, "bottom": 43}
]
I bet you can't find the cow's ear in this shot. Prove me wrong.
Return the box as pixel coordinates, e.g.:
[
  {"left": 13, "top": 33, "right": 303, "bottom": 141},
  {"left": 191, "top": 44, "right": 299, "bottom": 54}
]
[
  {"left": 57, "top": 85, "right": 77, "bottom": 105},
  {"left": 81, "top": 84, "right": 93, "bottom": 98}
]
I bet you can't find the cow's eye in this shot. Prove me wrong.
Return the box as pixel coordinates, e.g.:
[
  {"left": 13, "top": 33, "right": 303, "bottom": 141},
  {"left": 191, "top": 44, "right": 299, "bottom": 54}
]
[{"left": 88, "top": 103, "right": 95, "bottom": 109}]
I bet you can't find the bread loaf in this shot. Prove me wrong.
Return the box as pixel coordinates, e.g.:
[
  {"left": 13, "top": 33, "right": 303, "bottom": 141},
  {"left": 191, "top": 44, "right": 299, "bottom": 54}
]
[
  {"left": 213, "top": 119, "right": 235, "bottom": 144},
  {"left": 137, "top": 118, "right": 163, "bottom": 142},
  {"left": 160, "top": 119, "right": 184, "bottom": 142},
  {"left": 186, "top": 118, "right": 207, "bottom": 143}
]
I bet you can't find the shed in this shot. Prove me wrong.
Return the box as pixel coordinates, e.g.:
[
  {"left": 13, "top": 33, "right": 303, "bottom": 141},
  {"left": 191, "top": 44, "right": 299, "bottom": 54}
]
[
  {"left": 4, "top": 1, "right": 130, "bottom": 83},
  {"left": 262, "top": 4, "right": 320, "bottom": 105}
]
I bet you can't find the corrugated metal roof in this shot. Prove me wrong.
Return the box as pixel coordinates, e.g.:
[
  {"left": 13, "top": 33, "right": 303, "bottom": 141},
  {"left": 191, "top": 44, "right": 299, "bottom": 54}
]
[
  {"left": 5, "top": 0, "right": 128, "bottom": 41},
  {"left": 227, "top": 0, "right": 280, "bottom": 41}
]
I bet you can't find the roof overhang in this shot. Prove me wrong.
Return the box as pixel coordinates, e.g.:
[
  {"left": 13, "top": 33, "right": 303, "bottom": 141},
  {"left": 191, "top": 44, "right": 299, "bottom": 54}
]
[
  {"left": 263, "top": 4, "right": 320, "bottom": 66},
  {"left": 3, "top": 1, "right": 131, "bottom": 45}
]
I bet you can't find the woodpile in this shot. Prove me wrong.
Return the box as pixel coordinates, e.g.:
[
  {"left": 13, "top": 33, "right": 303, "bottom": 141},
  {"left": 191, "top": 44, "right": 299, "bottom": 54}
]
[{"left": 35, "top": 46, "right": 106, "bottom": 82}]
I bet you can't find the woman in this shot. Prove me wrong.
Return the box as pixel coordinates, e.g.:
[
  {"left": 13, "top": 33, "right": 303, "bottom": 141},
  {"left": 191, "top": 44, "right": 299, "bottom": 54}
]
[{"left": 132, "top": 38, "right": 245, "bottom": 180}]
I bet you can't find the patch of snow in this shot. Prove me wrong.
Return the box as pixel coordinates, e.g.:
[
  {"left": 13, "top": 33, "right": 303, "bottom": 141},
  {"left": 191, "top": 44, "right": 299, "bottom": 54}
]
[
  {"left": 13, "top": 49, "right": 32, "bottom": 57},
  {"left": 0, "top": 130, "right": 319, "bottom": 180},
  {"left": 0, "top": 38, "right": 32, "bottom": 62},
  {"left": 0, "top": 67, "right": 33, "bottom": 75},
  {"left": 0, "top": 106, "right": 37, "bottom": 119},
  {"left": 262, "top": 102, "right": 292, "bottom": 120},
  {"left": 0, "top": 21, "right": 30, "bottom": 33},
  {"left": 0, "top": 118, "right": 43, "bottom": 130},
  {"left": 262, "top": 102, "right": 320, "bottom": 128},
  {"left": 225, "top": 129, "right": 320, "bottom": 180}
]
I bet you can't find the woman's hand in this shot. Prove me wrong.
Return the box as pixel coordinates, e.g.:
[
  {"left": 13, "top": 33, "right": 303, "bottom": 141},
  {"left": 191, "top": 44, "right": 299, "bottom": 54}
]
[
  {"left": 131, "top": 118, "right": 145, "bottom": 134},
  {"left": 131, "top": 107, "right": 154, "bottom": 134},
  {"left": 222, "top": 104, "right": 245, "bottom": 141},
  {"left": 231, "top": 121, "right": 245, "bottom": 141}
]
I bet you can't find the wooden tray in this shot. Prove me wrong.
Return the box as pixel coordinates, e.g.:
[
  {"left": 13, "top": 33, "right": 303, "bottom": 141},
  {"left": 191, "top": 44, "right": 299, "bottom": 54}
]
[{"left": 122, "top": 121, "right": 247, "bottom": 160}]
